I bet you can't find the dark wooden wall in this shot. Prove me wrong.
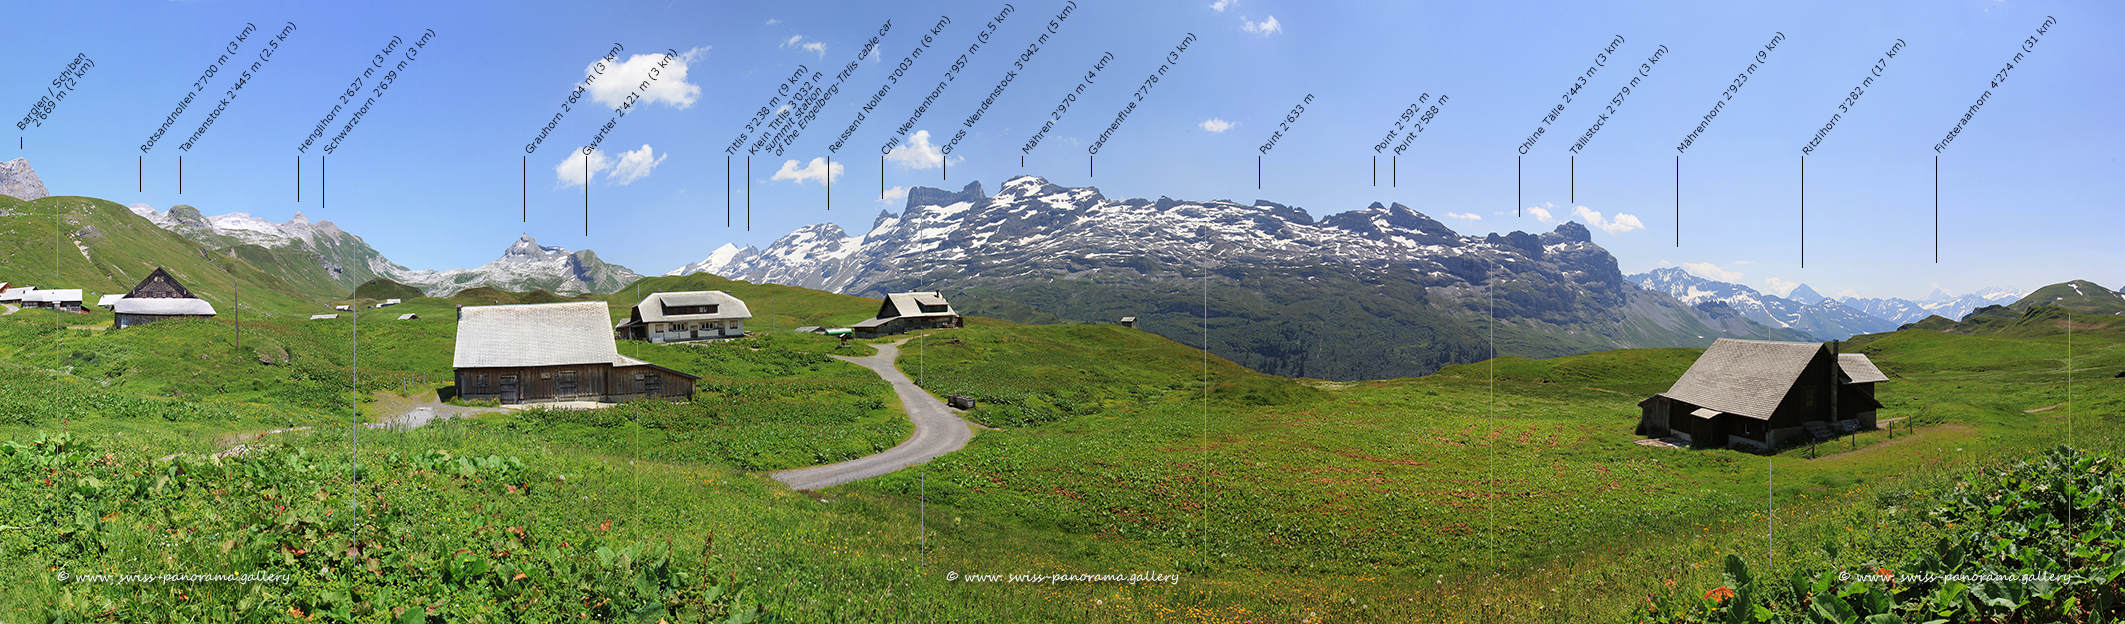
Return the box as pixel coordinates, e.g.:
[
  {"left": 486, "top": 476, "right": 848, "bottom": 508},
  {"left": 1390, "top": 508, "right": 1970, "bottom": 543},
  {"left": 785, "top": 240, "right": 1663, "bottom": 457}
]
[{"left": 456, "top": 363, "right": 696, "bottom": 404}]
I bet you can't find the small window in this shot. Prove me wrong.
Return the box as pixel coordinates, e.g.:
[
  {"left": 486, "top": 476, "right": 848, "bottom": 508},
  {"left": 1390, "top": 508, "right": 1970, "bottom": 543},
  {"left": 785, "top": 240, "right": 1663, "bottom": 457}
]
[{"left": 476, "top": 374, "right": 488, "bottom": 388}]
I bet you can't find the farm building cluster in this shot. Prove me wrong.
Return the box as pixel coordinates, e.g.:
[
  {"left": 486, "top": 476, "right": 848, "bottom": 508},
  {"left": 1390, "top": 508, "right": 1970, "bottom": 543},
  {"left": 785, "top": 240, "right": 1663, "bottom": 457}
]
[
  {"left": 449, "top": 289, "right": 959, "bottom": 405},
  {"left": 1638, "top": 338, "right": 1888, "bottom": 450},
  {"left": 0, "top": 267, "right": 219, "bottom": 328},
  {"left": 1, "top": 283, "right": 83, "bottom": 313}
]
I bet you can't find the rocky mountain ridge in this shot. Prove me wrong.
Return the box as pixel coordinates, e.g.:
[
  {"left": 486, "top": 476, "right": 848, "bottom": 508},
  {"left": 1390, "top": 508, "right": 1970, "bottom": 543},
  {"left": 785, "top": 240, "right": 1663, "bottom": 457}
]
[
  {"left": 1625, "top": 268, "right": 1895, "bottom": 341},
  {"left": 131, "top": 204, "right": 642, "bottom": 297},
  {"left": 674, "top": 175, "right": 1787, "bottom": 380},
  {"left": 0, "top": 158, "right": 50, "bottom": 201}
]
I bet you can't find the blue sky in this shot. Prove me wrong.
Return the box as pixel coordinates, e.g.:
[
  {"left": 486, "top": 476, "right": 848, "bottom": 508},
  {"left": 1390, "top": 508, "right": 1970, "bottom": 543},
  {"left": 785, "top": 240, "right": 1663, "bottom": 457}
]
[{"left": 8, "top": 0, "right": 2118, "bottom": 301}]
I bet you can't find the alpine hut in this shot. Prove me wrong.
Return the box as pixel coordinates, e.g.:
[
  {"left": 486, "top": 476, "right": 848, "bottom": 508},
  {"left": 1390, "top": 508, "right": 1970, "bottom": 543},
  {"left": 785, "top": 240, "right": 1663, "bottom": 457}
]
[
  {"left": 613, "top": 290, "right": 752, "bottom": 344},
  {"left": 455, "top": 301, "right": 698, "bottom": 404},
  {"left": 851, "top": 292, "right": 961, "bottom": 338},
  {"left": 112, "top": 267, "right": 217, "bottom": 328},
  {"left": 1637, "top": 339, "right": 1888, "bottom": 450}
]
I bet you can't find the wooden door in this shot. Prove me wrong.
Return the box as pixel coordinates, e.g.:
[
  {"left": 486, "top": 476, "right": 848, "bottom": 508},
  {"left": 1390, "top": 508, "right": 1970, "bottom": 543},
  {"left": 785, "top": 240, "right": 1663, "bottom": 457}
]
[
  {"left": 499, "top": 375, "right": 519, "bottom": 404},
  {"left": 557, "top": 370, "right": 578, "bottom": 399}
]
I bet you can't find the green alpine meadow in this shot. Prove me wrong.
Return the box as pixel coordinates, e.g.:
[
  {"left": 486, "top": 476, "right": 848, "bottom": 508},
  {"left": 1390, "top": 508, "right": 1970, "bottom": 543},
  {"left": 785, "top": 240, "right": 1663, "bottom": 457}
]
[{"left": 2, "top": 189, "right": 2121, "bottom": 622}]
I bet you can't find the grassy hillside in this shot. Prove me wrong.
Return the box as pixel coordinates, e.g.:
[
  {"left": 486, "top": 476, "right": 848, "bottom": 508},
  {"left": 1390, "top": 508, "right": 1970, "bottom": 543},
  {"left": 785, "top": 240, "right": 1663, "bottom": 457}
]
[
  {"left": 1431, "top": 346, "right": 1705, "bottom": 397},
  {"left": 0, "top": 195, "right": 331, "bottom": 317},
  {"left": 893, "top": 322, "right": 1322, "bottom": 428},
  {"left": 1862, "top": 303, "right": 2125, "bottom": 348},
  {"left": 2010, "top": 278, "right": 2125, "bottom": 315},
  {"left": 937, "top": 261, "right": 1778, "bottom": 382},
  {"left": 4, "top": 252, "right": 2121, "bottom": 621},
  {"left": 351, "top": 276, "right": 425, "bottom": 301},
  {"left": 442, "top": 286, "right": 596, "bottom": 307},
  {"left": 831, "top": 318, "right": 2124, "bottom": 621}
]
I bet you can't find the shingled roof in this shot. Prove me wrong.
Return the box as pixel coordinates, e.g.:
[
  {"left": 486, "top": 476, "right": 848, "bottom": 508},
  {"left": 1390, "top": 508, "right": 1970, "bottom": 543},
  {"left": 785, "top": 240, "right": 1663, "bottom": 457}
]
[
  {"left": 454, "top": 301, "right": 623, "bottom": 368},
  {"left": 880, "top": 292, "right": 956, "bottom": 318},
  {"left": 114, "top": 298, "right": 217, "bottom": 316},
  {"left": 632, "top": 291, "right": 751, "bottom": 323},
  {"left": 23, "top": 289, "right": 82, "bottom": 303},
  {"left": 1837, "top": 353, "right": 1889, "bottom": 383},
  {"left": 1657, "top": 339, "right": 1824, "bottom": 421}
]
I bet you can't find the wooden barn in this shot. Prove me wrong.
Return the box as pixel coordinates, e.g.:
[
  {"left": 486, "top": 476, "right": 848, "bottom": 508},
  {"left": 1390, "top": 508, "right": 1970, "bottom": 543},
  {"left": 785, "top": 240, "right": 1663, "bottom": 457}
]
[
  {"left": 1637, "top": 339, "right": 1888, "bottom": 450},
  {"left": 613, "top": 290, "right": 752, "bottom": 344},
  {"left": 454, "top": 301, "right": 698, "bottom": 405},
  {"left": 0, "top": 285, "right": 28, "bottom": 306},
  {"left": 22, "top": 288, "right": 85, "bottom": 313},
  {"left": 112, "top": 267, "right": 217, "bottom": 328},
  {"left": 851, "top": 292, "right": 961, "bottom": 338}
]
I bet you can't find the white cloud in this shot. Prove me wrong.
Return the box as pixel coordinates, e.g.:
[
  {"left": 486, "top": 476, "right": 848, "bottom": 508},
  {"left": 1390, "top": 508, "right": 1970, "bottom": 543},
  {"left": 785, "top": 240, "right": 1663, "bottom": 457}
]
[
  {"left": 769, "top": 157, "right": 844, "bottom": 186},
  {"left": 1210, "top": 0, "right": 1237, "bottom": 11},
  {"left": 764, "top": 18, "right": 780, "bottom": 25},
  {"left": 584, "top": 47, "right": 707, "bottom": 111},
  {"left": 879, "top": 186, "right": 911, "bottom": 204},
  {"left": 1682, "top": 261, "right": 1746, "bottom": 283},
  {"left": 1526, "top": 204, "right": 1555, "bottom": 223},
  {"left": 781, "top": 35, "right": 827, "bottom": 59},
  {"left": 1570, "top": 205, "right": 1645, "bottom": 235},
  {"left": 1241, "top": 15, "right": 1282, "bottom": 35},
  {"left": 1764, "top": 277, "right": 1800, "bottom": 297},
  {"left": 1838, "top": 289, "right": 1858, "bottom": 298},
  {"left": 1199, "top": 118, "right": 1236, "bottom": 133},
  {"left": 555, "top": 149, "right": 614, "bottom": 187},
  {"left": 1443, "top": 212, "right": 1482, "bottom": 220},
  {"left": 607, "top": 145, "right": 666, "bottom": 185},
  {"left": 885, "top": 130, "right": 949, "bottom": 170}
]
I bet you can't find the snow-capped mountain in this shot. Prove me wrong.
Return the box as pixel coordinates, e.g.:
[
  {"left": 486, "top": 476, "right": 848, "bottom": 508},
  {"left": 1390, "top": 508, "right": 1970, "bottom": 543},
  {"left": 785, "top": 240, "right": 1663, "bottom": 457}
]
[
  {"left": 1843, "top": 286, "right": 2026, "bottom": 325},
  {"left": 388, "top": 234, "right": 642, "bottom": 297},
  {"left": 666, "top": 243, "right": 749, "bottom": 277},
  {"left": 1625, "top": 268, "right": 1894, "bottom": 340},
  {"left": 133, "top": 204, "right": 642, "bottom": 297},
  {"left": 134, "top": 205, "right": 362, "bottom": 253},
  {"left": 687, "top": 177, "right": 1533, "bottom": 295},
  {"left": 131, "top": 203, "right": 400, "bottom": 289},
  {"left": 674, "top": 175, "right": 1785, "bottom": 380}
]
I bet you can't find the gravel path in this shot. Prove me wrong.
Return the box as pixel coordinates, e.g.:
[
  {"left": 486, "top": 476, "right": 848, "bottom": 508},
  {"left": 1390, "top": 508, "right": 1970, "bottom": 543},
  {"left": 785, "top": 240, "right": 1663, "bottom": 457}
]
[
  {"left": 158, "top": 393, "right": 512, "bottom": 461},
  {"left": 772, "top": 339, "right": 976, "bottom": 491}
]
